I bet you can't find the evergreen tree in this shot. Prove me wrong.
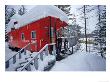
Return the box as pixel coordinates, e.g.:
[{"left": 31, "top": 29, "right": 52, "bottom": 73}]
[
  {"left": 5, "top": 5, "right": 16, "bottom": 41},
  {"left": 18, "top": 5, "right": 26, "bottom": 15},
  {"left": 77, "top": 5, "right": 98, "bottom": 52},
  {"left": 94, "top": 5, "right": 106, "bottom": 58},
  {"left": 55, "top": 5, "right": 71, "bottom": 16},
  {"left": 5, "top": 5, "right": 16, "bottom": 24}
]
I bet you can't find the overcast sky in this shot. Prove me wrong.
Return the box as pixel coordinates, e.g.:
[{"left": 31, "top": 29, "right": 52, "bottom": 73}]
[{"left": 8, "top": 5, "right": 98, "bottom": 34}]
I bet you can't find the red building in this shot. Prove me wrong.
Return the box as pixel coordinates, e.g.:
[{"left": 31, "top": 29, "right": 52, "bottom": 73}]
[{"left": 7, "top": 5, "right": 68, "bottom": 52}]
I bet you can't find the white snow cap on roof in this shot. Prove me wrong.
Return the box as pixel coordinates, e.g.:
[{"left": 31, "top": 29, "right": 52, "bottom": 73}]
[
  {"left": 6, "top": 13, "right": 21, "bottom": 32},
  {"left": 7, "top": 5, "right": 69, "bottom": 32},
  {"left": 11, "top": 13, "right": 21, "bottom": 19}
]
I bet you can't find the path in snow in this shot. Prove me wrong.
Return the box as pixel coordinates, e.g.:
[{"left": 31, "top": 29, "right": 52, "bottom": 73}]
[{"left": 51, "top": 44, "right": 106, "bottom": 71}]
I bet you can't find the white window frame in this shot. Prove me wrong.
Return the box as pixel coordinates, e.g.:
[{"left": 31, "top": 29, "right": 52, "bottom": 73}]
[
  {"left": 31, "top": 31, "right": 36, "bottom": 39},
  {"left": 21, "top": 33, "right": 25, "bottom": 40}
]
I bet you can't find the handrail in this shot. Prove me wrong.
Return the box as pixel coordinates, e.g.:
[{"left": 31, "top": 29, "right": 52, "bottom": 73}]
[
  {"left": 5, "top": 42, "right": 34, "bottom": 69},
  {"left": 6, "top": 43, "right": 31, "bottom": 62},
  {"left": 57, "top": 36, "right": 75, "bottom": 39},
  {"left": 20, "top": 43, "right": 56, "bottom": 71}
]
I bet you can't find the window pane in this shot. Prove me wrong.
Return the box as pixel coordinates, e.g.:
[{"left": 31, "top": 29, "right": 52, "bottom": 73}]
[
  {"left": 31, "top": 31, "right": 36, "bottom": 39},
  {"left": 21, "top": 33, "right": 25, "bottom": 40}
]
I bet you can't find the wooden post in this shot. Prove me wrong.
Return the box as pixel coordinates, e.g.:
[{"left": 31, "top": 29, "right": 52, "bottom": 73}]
[
  {"left": 24, "top": 49, "right": 26, "bottom": 55},
  {"left": 49, "top": 16, "right": 53, "bottom": 54},
  {"left": 13, "top": 55, "right": 16, "bottom": 64},
  {"left": 84, "top": 5, "right": 88, "bottom": 52},
  {"left": 34, "top": 56, "right": 38, "bottom": 70},
  {"left": 53, "top": 44, "right": 56, "bottom": 56},
  {"left": 45, "top": 46, "right": 49, "bottom": 56},
  {"left": 72, "top": 46, "right": 73, "bottom": 54},
  {"left": 40, "top": 52, "right": 43, "bottom": 61},
  {"left": 5, "top": 60, "right": 9, "bottom": 68},
  {"left": 19, "top": 52, "right": 21, "bottom": 59},
  {"left": 49, "top": 16, "right": 52, "bottom": 43},
  {"left": 26, "top": 64, "right": 31, "bottom": 71}
]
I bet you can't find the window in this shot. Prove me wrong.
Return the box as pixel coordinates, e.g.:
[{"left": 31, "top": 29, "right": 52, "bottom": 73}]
[
  {"left": 21, "top": 33, "right": 25, "bottom": 40},
  {"left": 31, "top": 31, "right": 36, "bottom": 39}
]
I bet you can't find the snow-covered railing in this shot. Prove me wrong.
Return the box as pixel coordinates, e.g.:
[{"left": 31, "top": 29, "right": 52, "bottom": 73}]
[
  {"left": 20, "top": 43, "right": 56, "bottom": 71},
  {"left": 5, "top": 43, "right": 33, "bottom": 69},
  {"left": 57, "top": 36, "right": 75, "bottom": 39}
]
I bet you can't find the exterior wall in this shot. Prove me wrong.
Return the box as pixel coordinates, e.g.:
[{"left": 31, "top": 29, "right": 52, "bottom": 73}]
[
  {"left": 8, "top": 29, "right": 19, "bottom": 48},
  {"left": 8, "top": 16, "right": 68, "bottom": 52}
]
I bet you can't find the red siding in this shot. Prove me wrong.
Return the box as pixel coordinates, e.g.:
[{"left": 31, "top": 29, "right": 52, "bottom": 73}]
[{"left": 8, "top": 16, "right": 68, "bottom": 52}]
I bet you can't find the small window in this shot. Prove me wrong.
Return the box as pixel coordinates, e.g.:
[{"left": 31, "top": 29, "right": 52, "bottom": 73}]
[
  {"left": 21, "top": 33, "right": 25, "bottom": 40},
  {"left": 31, "top": 31, "right": 36, "bottom": 39}
]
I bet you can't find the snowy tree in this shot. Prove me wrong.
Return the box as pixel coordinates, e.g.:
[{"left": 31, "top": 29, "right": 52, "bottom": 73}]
[
  {"left": 55, "top": 5, "right": 71, "bottom": 37},
  {"left": 77, "top": 5, "right": 97, "bottom": 52},
  {"left": 18, "top": 5, "right": 27, "bottom": 15},
  {"left": 55, "top": 5, "right": 71, "bottom": 16},
  {"left": 76, "top": 5, "right": 88, "bottom": 51},
  {"left": 5, "top": 5, "right": 16, "bottom": 41},
  {"left": 94, "top": 5, "right": 106, "bottom": 58},
  {"left": 5, "top": 5, "right": 16, "bottom": 24},
  {"left": 77, "top": 5, "right": 106, "bottom": 57}
]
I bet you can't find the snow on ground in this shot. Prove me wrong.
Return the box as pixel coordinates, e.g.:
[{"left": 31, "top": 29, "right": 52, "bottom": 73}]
[
  {"left": 6, "top": 49, "right": 36, "bottom": 71},
  {"left": 5, "top": 42, "right": 56, "bottom": 71},
  {"left": 5, "top": 42, "right": 106, "bottom": 71},
  {"left": 5, "top": 42, "right": 17, "bottom": 61},
  {"left": 51, "top": 43, "right": 106, "bottom": 71}
]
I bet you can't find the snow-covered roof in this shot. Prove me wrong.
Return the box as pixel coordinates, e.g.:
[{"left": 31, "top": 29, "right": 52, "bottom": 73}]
[
  {"left": 7, "top": 5, "right": 68, "bottom": 32},
  {"left": 6, "top": 14, "right": 21, "bottom": 32},
  {"left": 11, "top": 13, "right": 21, "bottom": 19}
]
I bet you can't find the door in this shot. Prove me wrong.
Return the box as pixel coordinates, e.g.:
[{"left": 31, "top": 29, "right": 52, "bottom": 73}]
[
  {"left": 31, "top": 31, "right": 37, "bottom": 51},
  {"left": 40, "top": 27, "right": 49, "bottom": 48}
]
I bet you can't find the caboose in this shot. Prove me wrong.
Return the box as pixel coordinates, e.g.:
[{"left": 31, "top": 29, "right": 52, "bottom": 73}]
[{"left": 7, "top": 5, "right": 68, "bottom": 52}]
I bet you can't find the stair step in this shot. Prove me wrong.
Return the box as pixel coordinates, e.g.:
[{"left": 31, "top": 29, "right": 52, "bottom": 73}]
[
  {"left": 15, "top": 65, "right": 24, "bottom": 71},
  {"left": 19, "top": 60, "right": 28, "bottom": 65}
]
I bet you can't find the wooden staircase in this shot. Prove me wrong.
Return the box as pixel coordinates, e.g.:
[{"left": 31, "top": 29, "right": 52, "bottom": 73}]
[{"left": 5, "top": 43, "right": 56, "bottom": 71}]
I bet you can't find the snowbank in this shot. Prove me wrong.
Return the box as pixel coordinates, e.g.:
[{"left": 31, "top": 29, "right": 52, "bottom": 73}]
[
  {"left": 38, "top": 55, "right": 56, "bottom": 71},
  {"left": 5, "top": 42, "right": 17, "bottom": 61},
  {"left": 51, "top": 43, "right": 106, "bottom": 71}
]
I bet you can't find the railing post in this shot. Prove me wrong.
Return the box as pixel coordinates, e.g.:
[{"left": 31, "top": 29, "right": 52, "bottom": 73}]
[
  {"left": 27, "top": 43, "right": 31, "bottom": 51},
  {"left": 40, "top": 52, "right": 43, "bottom": 61},
  {"left": 13, "top": 55, "right": 16, "bottom": 64},
  {"left": 5, "top": 60, "right": 9, "bottom": 68},
  {"left": 34, "top": 55, "right": 38, "bottom": 70},
  {"left": 45, "top": 46, "right": 49, "bottom": 56},
  {"left": 26, "top": 64, "right": 31, "bottom": 71},
  {"left": 19, "top": 52, "right": 21, "bottom": 59},
  {"left": 24, "top": 49, "right": 26, "bottom": 55},
  {"left": 53, "top": 44, "right": 56, "bottom": 56},
  {"left": 72, "top": 46, "right": 73, "bottom": 54}
]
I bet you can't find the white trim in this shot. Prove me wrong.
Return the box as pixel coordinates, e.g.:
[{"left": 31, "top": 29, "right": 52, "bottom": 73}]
[{"left": 31, "top": 31, "right": 36, "bottom": 39}]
